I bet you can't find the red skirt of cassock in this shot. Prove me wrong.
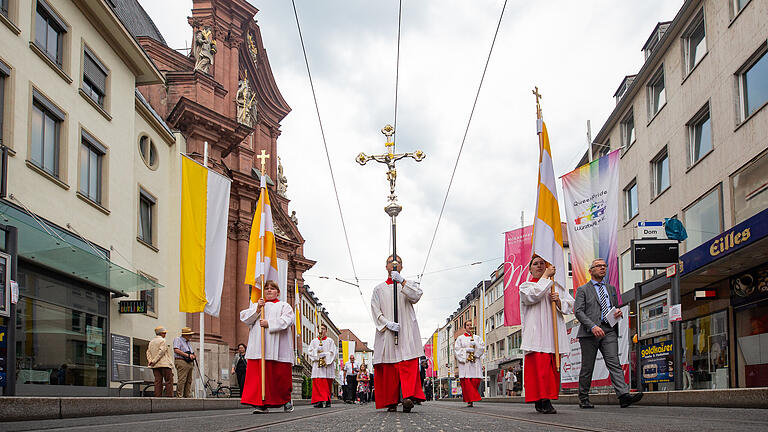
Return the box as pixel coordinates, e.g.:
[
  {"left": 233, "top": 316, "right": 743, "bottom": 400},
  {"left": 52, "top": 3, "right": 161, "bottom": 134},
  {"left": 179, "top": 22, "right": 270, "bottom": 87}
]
[
  {"left": 240, "top": 359, "right": 292, "bottom": 408},
  {"left": 311, "top": 378, "right": 333, "bottom": 403},
  {"left": 523, "top": 352, "right": 560, "bottom": 402},
  {"left": 373, "top": 358, "right": 426, "bottom": 409},
  {"left": 460, "top": 378, "right": 482, "bottom": 403}
]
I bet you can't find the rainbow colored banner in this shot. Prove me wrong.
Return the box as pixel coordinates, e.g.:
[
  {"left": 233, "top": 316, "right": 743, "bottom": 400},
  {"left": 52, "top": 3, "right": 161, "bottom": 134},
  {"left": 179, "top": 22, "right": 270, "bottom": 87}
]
[{"left": 562, "top": 150, "right": 621, "bottom": 300}]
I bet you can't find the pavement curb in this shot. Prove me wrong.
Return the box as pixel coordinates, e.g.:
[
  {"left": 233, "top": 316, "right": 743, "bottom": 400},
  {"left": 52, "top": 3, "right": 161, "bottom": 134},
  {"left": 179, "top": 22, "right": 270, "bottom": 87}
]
[
  {"left": 0, "top": 397, "right": 315, "bottom": 422},
  {"left": 446, "top": 388, "right": 768, "bottom": 409}
]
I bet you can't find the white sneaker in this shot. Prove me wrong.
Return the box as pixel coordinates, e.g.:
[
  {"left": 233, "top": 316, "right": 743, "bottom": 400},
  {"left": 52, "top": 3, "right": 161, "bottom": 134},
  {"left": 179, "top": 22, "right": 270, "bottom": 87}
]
[{"left": 284, "top": 402, "right": 294, "bottom": 412}]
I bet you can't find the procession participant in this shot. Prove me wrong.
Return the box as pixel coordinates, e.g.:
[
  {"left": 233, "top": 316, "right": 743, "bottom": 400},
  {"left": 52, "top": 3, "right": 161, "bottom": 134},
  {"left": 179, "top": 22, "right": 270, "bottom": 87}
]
[
  {"left": 343, "top": 354, "right": 358, "bottom": 403},
  {"left": 173, "top": 327, "right": 196, "bottom": 398},
  {"left": 309, "top": 323, "right": 337, "bottom": 408},
  {"left": 519, "top": 255, "right": 574, "bottom": 414},
  {"left": 147, "top": 326, "right": 174, "bottom": 397},
  {"left": 454, "top": 320, "right": 486, "bottom": 407},
  {"left": 240, "top": 280, "right": 296, "bottom": 413},
  {"left": 371, "top": 255, "right": 426, "bottom": 412}
]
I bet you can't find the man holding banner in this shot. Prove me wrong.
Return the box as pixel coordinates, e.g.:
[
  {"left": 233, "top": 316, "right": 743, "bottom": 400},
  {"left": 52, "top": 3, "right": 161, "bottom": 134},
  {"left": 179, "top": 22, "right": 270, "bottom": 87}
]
[{"left": 519, "top": 256, "right": 573, "bottom": 414}]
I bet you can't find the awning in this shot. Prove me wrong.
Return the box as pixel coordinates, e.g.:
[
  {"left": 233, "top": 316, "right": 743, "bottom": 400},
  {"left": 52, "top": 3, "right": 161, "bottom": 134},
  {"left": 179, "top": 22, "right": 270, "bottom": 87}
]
[{"left": 1, "top": 202, "right": 163, "bottom": 296}]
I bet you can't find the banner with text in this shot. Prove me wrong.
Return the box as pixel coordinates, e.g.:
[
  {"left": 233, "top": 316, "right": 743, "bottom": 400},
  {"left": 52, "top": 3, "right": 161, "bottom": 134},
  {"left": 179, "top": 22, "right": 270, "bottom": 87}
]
[
  {"left": 561, "top": 305, "right": 631, "bottom": 388},
  {"left": 562, "top": 150, "right": 621, "bottom": 299},
  {"left": 503, "top": 226, "right": 533, "bottom": 326}
]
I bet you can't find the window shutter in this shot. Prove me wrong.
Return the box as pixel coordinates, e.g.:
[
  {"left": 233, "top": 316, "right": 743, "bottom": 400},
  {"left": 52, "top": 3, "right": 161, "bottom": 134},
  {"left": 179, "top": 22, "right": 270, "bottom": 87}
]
[{"left": 84, "top": 50, "right": 107, "bottom": 94}]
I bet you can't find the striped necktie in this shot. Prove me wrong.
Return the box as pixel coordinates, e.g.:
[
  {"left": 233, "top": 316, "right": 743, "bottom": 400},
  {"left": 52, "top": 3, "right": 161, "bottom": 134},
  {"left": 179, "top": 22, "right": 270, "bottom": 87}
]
[{"left": 597, "top": 283, "right": 611, "bottom": 322}]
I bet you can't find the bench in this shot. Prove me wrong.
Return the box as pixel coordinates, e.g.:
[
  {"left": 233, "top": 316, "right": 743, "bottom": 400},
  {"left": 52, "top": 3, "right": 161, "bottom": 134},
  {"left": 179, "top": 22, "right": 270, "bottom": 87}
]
[{"left": 116, "top": 363, "right": 155, "bottom": 396}]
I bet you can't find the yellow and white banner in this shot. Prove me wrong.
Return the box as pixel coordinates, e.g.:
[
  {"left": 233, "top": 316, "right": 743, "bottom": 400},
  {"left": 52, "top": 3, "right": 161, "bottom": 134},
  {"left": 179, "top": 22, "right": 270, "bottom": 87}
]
[
  {"left": 244, "top": 175, "right": 279, "bottom": 303},
  {"left": 295, "top": 280, "right": 301, "bottom": 333},
  {"left": 341, "top": 340, "right": 356, "bottom": 366},
  {"left": 532, "top": 120, "right": 565, "bottom": 290},
  {"left": 179, "top": 155, "right": 231, "bottom": 317}
]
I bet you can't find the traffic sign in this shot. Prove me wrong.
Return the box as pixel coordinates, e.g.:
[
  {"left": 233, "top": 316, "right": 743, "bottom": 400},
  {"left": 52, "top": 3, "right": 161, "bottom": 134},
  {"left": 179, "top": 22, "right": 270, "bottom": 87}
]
[{"left": 666, "top": 264, "right": 677, "bottom": 278}]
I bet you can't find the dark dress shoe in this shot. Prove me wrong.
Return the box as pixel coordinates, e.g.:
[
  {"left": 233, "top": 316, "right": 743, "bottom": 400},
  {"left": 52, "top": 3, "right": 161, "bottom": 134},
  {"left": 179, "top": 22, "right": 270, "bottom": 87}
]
[
  {"left": 402, "top": 398, "right": 414, "bottom": 413},
  {"left": 534, "top": 400, "right": 544, "bottom": 412},
  {"left": 619, "top": 392, "right": 643, "bottom": 408},
  {"left": 325, "top": 401, "right": 332, "bottom": 408},
  {"left": 541, "top": 399, "right": 557, "bottom": 414},
  {"left": 579, "top": 400, "right": 595, "bottom": 409},
  {"left": 387, "top": 404, "right": 398, "bottom": 412},
  {"left": 314, "top": 402, "right": 324, "bottom": 408}
]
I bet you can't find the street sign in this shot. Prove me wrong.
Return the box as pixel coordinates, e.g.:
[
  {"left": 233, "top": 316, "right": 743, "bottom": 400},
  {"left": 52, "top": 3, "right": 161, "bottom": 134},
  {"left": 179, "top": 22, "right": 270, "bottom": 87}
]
[
  {"left": 666, "top": 264, "right": 677, "bottom": 278},
  {"left": 636, "top": 221, "right": 667, "bottom": 239}
]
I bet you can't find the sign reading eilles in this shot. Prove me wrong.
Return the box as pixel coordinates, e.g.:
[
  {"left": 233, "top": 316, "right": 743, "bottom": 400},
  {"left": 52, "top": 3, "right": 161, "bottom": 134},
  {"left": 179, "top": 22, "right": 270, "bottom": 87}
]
[{"left": 573, "top": 200, "right": 607, "bottom": 227}]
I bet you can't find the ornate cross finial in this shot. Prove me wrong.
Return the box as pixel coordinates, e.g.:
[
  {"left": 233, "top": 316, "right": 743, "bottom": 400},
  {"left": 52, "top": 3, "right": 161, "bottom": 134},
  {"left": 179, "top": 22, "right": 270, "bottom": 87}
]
[
  {"left": 532, "top": 86, "right": 543, "bottom": 119},
  {"left": 382, "top": 124, "right": 395, "bottom": 149},
  {"left": 256, "top": 150, "right": 270, "bottom": 176}
]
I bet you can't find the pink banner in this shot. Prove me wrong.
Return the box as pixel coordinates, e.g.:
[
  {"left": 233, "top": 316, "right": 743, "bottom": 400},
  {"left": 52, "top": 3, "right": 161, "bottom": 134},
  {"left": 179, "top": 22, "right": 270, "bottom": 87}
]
[
  {"left": 504, "top": 226, "right": 533, "bottom": 326},
  {"left": 424, "top": 343, "right": 434, "bottom": 377}
]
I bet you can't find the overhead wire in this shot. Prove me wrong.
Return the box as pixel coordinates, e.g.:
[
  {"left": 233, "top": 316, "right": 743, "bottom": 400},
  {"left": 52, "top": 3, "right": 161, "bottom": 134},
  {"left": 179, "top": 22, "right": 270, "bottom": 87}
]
[{"left": 418, "top": 0, "right": 509, "bottom": 280}]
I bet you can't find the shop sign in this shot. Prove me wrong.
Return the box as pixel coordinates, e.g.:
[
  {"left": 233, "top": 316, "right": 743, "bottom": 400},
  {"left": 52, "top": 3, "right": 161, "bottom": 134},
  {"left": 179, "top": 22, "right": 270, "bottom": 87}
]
[
  {"left": 0, "top": 325, "right": 6, "bottom": 387},
  {"left": 640, "top": 340, "right": 674, "bottom": 384},
  {"left": 119, "top": 300, "right": 146, "bottom": 314},
  {"left": 681, "top": 207, "right": 768, "bottom": 276}
]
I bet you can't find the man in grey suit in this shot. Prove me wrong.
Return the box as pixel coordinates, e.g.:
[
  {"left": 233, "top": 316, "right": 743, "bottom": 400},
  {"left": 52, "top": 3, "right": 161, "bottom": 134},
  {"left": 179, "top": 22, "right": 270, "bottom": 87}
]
[{"left": 574, "top": 258, "right": 643, "bottom": 408}]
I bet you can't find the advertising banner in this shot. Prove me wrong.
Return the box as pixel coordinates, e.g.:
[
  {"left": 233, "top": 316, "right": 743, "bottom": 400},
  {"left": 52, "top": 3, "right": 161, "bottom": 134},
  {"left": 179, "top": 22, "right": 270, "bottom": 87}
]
[
  {"left": 562, "top": 150, "right": 621, "bottom": 299},
  {"left": 424, "top": 340, "right": 434, "bottom": 377},
  {"left": 561, "top": 305, "right": 630, "bottom": 388},
  {"left": 640, "top": 340, "right": 673, "bottom": 384},
  {"left": 503, "top": 226, "right": 533, "bottom": 326}
]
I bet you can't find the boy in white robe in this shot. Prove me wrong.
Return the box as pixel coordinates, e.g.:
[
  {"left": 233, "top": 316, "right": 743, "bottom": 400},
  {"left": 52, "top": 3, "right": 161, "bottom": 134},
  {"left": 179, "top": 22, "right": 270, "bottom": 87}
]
[
  {"left": 309, "top": 323, "right": 338, "bottom": 407},
  {"left": 454, "top": 321, "right": 486, "bottom": 407},
  {"left": 240, "top": 280, "right": 295, "bottom": 413}
]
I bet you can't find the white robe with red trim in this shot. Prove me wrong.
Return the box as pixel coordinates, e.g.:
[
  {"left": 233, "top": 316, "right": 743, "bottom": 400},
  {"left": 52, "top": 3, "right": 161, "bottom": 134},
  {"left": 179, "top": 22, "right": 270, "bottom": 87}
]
[
  {"left": 240, "top": 300, "right": 295, "bottom": 363},
  {"left": 308, "top": 337, "right": 338, "bottom": 379},
  {"left": 371, "top": 279, "right": 423, "bottom": 365}
]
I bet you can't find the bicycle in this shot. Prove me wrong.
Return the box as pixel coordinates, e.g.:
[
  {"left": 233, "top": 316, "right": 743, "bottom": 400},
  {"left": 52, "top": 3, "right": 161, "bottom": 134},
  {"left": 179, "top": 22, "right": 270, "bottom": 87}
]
[{"left": 203, "top": 375, "right": 232, "bottom": 398}]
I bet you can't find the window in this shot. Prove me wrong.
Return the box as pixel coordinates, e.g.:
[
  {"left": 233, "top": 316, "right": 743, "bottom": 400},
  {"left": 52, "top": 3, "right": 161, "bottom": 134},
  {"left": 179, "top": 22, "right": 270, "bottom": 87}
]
[
  {"left": 620, "top": 250, "right": 643, "bottom": 292},
  {"left": 683, "top": 11, "right": 706, "bottom": 74},
  {"left": 731, "top": 151, "right": 768, "bottom": 224},
  {"left": 138, "top": 189, "right": 156, "bottom": 245},
  {"left": 0, "top": 60, "right": 8, "bottom": 145},
  {"left": 1, "top": 0, "right": 8, "bottom": 17},
  {"left": 30, "top": 90, "right": 64, "bottom": 177},
  {"left": 651, "top": 147, "right": 670, "bottom": 198},
  {"left": 738, "top": 46, "right": 768, "bottom": 120},
  {"left": 684, "top": 185, "right": 722, "bottom": 251},
  {"left": 731, "top": 0, "right": 749, "bottom": 17},
  {"left": 139, "top": 276, "right": 157, "bottom": 316},
  {"left": 82, "top": 48, "right": 107, "bottom": 107},
  {"left": 79, "top": 131, "right": 105, "bottom": 204},
  {"left": 688, "top": 105, "right": 712, "bottom": 166},
  {"left": 35, "top": 0, "right": 66, "bottom": 66},
  {"left": 138, "top": 136, "right": 158, "bottom": 169},
  {"left": 647, "top": 66, "right": 666, "bottom": 118},
  {"left": 621, "top": 110, "right": 635, "bottom": 148},
  {"left": 625, "top": 180, "right": 639, "bottom": 221},
  {"left": 683, "top": 310, "right": 729, "bottom": 389}
]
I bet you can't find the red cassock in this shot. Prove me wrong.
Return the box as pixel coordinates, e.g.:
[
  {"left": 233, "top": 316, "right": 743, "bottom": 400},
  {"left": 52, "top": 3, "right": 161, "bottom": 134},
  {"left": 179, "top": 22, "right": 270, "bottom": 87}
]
[
  {"left": 240, "top": 359, "right": 292, "bottom": 408},
  {"left": 460, "top": 378, "right": 482, "bottom": 403},
  {"left": 523, "top": 352, "right": 560, "bottom": 402},
  {"left": 311, "top": 378, "right": 333, "bottom": 404},
  {"left": 373, "top": 358, "right": 426, "bottom": 409}
]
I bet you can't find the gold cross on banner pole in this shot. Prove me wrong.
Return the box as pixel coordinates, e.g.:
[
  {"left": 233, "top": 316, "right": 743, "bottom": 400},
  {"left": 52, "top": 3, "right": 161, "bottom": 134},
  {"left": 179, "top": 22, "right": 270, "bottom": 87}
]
[
  {"left": 356, "top": 124, "right": 425, "bottom": 345},
  {"left": 532, "top": 86, "right": 543, "bottom": 120},
  {"left": 256, "top": 149, "right": 270, "bottom": 176}
]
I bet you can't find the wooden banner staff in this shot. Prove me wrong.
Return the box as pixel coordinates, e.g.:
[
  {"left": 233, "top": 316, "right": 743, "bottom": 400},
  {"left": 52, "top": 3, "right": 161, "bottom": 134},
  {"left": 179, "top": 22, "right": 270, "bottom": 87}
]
[
  {"left": 357, "top": 125, "right": 425, "bottom": 345},
  {"left": 533, "top": 87, "right": 560, "bottom": 372},
  {"left": 256, "top": 150, "right": 270, "bottom": 400}
]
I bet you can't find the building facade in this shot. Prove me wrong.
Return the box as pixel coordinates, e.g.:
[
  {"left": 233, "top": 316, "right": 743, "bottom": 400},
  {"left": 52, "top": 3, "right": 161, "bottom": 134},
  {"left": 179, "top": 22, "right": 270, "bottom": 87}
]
[{"left": 583, "top": 0, "right": 767, "bottom": 391}]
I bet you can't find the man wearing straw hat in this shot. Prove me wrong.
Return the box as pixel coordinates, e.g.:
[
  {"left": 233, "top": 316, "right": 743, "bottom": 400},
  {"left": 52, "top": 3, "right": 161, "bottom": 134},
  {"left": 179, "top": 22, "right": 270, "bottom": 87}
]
[
  {"left": 147, "top": 326, "right": 174, "bottom": 397},
  {"left": 173, "top": 327, "right": 196, "bottom": 398}
]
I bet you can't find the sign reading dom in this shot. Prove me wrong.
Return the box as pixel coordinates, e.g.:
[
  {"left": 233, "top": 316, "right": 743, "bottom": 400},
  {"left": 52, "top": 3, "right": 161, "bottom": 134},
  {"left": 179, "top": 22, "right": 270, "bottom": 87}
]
[{"left": 119, "top": 300, "right": 147, "bottom": 314}]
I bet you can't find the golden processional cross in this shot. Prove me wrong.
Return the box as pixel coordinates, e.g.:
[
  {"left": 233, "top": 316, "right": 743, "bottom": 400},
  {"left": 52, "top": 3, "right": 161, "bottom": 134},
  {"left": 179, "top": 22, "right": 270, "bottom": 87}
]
[{"left": 356, "top": 124, "right": 425, "bottom": 345}]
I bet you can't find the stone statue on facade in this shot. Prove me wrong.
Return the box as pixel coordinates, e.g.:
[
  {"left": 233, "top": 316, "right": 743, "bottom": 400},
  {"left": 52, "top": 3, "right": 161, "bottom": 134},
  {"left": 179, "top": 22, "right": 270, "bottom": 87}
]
[
  {"left": 236, "top": 73, "right": 257, "bottom": 127},
  {"left": 248, "top": 32, "right": 259, "bottom": 66},
  {"left": 277, "top": 157, "right": 288, "bottom": 197},
  {"left": 290, "top": 211, "right": 298, "bottom": 226},
  {"left": 194, "top": 26, "right": 217, "bottom": 74}
]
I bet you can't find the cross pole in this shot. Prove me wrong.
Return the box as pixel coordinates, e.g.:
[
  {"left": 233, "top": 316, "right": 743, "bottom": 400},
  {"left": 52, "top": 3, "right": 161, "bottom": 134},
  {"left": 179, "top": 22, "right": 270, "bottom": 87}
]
[
  {"left": 256, "top": 149, "right": 269, "bottom": 400},
  {"left": 356, "top": 124, "right": 425, "bottom": 345}
]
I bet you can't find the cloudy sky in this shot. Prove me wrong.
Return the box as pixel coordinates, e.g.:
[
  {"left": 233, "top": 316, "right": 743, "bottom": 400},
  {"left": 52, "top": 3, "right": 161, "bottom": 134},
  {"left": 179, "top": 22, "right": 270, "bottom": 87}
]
[{"left": 139, "top": 0, "right": 683, "bottom": 347}]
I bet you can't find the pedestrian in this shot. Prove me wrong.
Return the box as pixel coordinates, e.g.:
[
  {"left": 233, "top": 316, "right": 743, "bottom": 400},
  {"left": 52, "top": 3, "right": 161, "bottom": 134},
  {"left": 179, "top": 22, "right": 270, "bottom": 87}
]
[
  {"left": 519, "top": 255, "right": 574, "bottom": 414},
  {"left": 357, "top": 363, "right": 371, "bottom": 404},
  {"left": 239, "top": 280, "right": 295, "bottom": 414},
  {"left": 370, "top": 254, "right": 426, "bottom": 412},
  {"left": 343, "top": 354, "right": 358, "bottom": 403},
  {"left": 173, "top": 327, "right": 196, "bottom": 398},
  {"left": 574, "top": 258, "right": 643, "bottom": 409},
  {"left": 231, "top": 343, "right": 247, "bottom": 395},
  {"left": 454, "top": 320, "right": 485, "bottom": 407},
  {"left": 147, "top": 326, "right": 174, "bottom": 397},
  {"left": 309, "top": 323, "right": 337, "bottom": 408}
]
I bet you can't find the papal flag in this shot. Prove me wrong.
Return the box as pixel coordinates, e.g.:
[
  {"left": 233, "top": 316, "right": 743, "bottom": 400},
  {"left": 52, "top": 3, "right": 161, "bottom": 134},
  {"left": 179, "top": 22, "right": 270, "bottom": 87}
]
[
  {"left": 295, "top": 280, "right": 301, "bottom": 334},
  {"left": 532, "top": 119, "right": 566, "bottom": 291},
  {"left": 244, "top": 174, "right": 279, "bottom": 303},
  {"left": 341, "top": 340, "right": 356, "bottom": 367},
  {"left": 179, "top": 155, "right": 231, "bottom": 316}
]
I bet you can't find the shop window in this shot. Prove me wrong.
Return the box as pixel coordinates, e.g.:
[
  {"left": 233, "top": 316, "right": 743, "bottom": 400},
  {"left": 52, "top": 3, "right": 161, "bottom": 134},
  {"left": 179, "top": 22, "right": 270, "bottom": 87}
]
[
  {"left": 731, "top": 151, "right": 768, "bottom": 224},
  {"left": 683, "top": 185, "right": 722, "bottom": 251},
  {"left": 736, "top": 300, "right": 768, "bottom": 388},
  {"left": 681, "top": 310, "right": 729, "bottom": 390}
]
